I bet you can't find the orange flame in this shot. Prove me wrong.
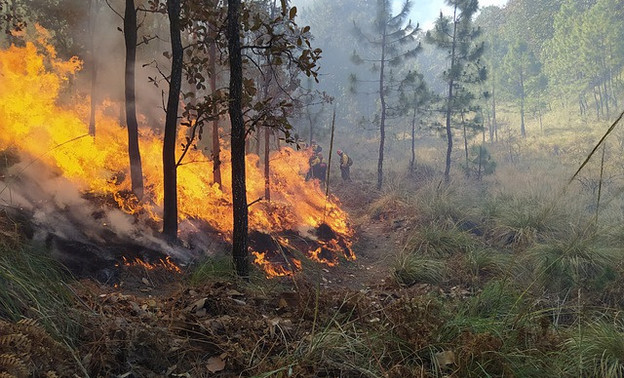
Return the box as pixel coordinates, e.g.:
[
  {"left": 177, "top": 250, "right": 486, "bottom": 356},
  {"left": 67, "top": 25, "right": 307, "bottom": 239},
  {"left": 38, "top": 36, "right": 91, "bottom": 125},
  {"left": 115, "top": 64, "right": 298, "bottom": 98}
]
[
  {"left": 0, "top": 28, "right": 354, "bottom": 276},
  {"left": 121, "top": 256, "right": 183, "bottom": 273},
  {"left": 252, "top": 251, "right": 302, "bottom": 278}
]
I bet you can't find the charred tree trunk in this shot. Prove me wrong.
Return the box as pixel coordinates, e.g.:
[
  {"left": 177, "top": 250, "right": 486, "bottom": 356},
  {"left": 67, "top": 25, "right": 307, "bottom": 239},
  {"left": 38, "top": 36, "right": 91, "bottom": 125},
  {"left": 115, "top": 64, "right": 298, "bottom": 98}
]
[
  {"left": 124, "top": 0, "right": 144, "bottom": 199},
  {"left": 209, "top": 42, "right": 222, "bottom": 190},
  {"left": 227, "top": 0, "right": 249, "bottom": 278},
  {"left": 162, "top": 0, "right": 183, "bottom": 240}
]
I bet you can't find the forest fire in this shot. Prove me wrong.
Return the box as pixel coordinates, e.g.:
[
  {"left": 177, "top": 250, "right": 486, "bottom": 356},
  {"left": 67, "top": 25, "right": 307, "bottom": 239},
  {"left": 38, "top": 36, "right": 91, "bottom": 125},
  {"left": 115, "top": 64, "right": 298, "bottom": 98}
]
[
  {"left": 120, "top": 256, "right": 182, "bottom": 274},
  {"left": 0, "top": 29, "right": 354, "bottom": 277}
]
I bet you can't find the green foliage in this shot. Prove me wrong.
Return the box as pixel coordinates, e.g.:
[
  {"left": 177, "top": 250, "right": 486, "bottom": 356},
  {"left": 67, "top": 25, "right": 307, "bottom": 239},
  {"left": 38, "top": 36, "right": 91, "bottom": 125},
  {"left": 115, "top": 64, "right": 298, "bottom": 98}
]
[{"left": 462, "top": 144, "right": 497, "bottom": 177}]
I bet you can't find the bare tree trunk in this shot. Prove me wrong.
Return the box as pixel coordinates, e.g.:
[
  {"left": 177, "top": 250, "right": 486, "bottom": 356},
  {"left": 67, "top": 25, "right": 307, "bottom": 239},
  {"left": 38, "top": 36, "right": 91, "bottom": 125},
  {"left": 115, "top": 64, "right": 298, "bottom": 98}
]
[
  {"left": 462, "top": 112, "right": 468, "bottom": 176},
  {"left": 264, "top": 126, "right": 270, "bottom": 202},
  {"left": 124, "top": 0, "right": 144, "bottom": 199},
  {"left": 444, "top": 5, "right": 458, "bottom": 182},
  {"left": 163, "top": 0, "right": 183, "bottom": 240},
  {"left": 227, "top": 0, "right": 249, "bottom": 277},
  {"left": 410, "top": 108, "right": 416, "bottom": 173},
  {"left": 88, "top": 0, "right": 98, "bottom": 137},
  {"left": 519, "top": 70, "right": 526, "bottom": 137},
  {"left": 209, "top": 42, "right": 222, "bottom": 190},
  {"left": 377, "top": 26, "right": 387, "bottom": 190}
]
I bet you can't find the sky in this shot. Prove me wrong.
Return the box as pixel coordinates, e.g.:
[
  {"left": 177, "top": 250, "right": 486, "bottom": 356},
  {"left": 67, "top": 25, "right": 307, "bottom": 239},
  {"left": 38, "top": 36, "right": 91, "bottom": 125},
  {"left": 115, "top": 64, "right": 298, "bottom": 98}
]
[
  {"left": 396, "top": 0, "right": 509, "bottom": 30},
  {"left": 292, "top": 0, "right": 509, "bottom": 31}
]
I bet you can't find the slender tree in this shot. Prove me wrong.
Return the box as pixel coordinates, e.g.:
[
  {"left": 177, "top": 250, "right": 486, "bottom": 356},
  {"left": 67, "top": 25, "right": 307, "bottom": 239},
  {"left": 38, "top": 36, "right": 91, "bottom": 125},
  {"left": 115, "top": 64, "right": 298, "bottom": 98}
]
[
  {"left": 351, "top": 0, "right": 420, "bottom": 190},
  {"left": 88, "top": 0, "right": 98, "bottom": 137},
  {"left": 501, "top": 40, "right": 541, "bottom": 138},
  {"left": 162, "top": 0, "right": 183, "bottom": 240},
  {"left": 124, "top": 0, "right": 144, "bottom": 199},
  {"left": 398, "top": 71, "right": 434, "bottom": 174},
  {"left": 427, "top": 0, "right": 485, "bottom": 181},
  {"left": 227, "top": 0, "right": 249, "bottom": 277}
]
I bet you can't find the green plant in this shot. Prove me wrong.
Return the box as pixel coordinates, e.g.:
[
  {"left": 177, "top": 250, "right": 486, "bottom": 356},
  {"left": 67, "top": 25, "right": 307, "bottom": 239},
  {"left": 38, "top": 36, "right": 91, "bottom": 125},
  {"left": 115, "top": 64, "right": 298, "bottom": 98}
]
[
  {"left": 0, "top": 246, "right": 74, "bottom": 328},
  {"left": 564, "top": 320, "right": 624, "bottom": 378},
  {"left": 523, "top": 229, "right": 620, "bottom": 295},
  {"left": 486, "top": 194, "right": 570, "bottom": 248},
  {"left": 407, "top": 222, "right": 478, "bottom": 257},
  {"left": 189, "top": 255, "right": 237, "bottom": 284},
  {"left": 394, "top": 254, "right": 446, "bottom": 286}
]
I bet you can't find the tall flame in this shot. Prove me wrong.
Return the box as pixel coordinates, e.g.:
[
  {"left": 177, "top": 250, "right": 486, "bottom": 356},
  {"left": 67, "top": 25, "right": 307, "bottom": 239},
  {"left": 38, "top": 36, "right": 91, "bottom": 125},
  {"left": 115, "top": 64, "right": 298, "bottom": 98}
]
[{"left": 0, "top": 28, "right": 354, "bottom": 276}]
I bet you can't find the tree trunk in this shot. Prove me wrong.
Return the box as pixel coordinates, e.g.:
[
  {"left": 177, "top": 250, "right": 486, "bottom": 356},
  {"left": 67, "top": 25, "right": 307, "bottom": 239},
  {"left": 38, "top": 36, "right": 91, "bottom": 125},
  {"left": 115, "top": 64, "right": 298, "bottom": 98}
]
[
  {"left": 209, "top": 42, "right": 222, "bottom": 190},
  {"left": 490, "top": 69, "right": 496, "bottom": 142},
  {"left": 410, "top": 107, "right": 416, "bottom": 173},
  {"left": 462, "top": 112, "right": 468, "bottom": 176},
  {"left": 593, "top": 87, "right": 600, "bottom": 120},
  {"left": 162, "top": 0, "right": 183, "bottom": 240},
  {"left": 264, "top": 126, "right": 270, "bottom": 202},
  {"left": 227, "top": 0, "right": 249, "bottom": 278},
  {"left": 603, "top": 78, "right": 610, "bottom": 119},
  {"left": 124, "top": 0, "right": 144, "bottom": 199},
  {"left": 376, "top": 26, "right": 387, "bottom": 190},
  {"left": 519, "top": 70, "right": 526, "bottom": 138},
  {"left": 88, "top": 0, "right": 98, "bottom": 137},
  {"left": 444, "top": 5, "right": 458, "bottom": 182}
]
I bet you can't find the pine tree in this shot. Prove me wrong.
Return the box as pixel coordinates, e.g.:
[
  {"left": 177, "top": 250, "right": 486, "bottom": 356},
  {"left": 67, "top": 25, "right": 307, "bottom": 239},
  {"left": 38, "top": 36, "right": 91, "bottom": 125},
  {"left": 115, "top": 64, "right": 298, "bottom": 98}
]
[
  {"left": 351, "top": 0, "right": 420, "bottom": 190},
  {"left": 426, "top": 0, "right": 485, "bottom": 181}
]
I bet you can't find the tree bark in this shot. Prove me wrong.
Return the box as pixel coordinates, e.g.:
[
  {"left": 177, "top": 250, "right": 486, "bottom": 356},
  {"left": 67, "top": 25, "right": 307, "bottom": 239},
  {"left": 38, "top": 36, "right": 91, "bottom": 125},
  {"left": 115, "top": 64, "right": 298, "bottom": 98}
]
[
  {"left": 519, "top": 70, "right": 526, "bottom": 138},
  {"left": 88, "top": 0, "right": 98, "bottom": 137},
  {"left": 162, "top": 0, "right": 183, "bottom": 240},
  {"left": 124, "top": 0, "right": 144, "bottom": 199},
  {"left": 410, "top": 107, "right": 416, "bottom": 173},
  {"left": 376, "top": 26, "right": 387, "bottom": 190},
  {"left": 444, "top": 4, "right": 458, "bottom": 182},
  {"left": 227, "top": 0, "right": 249, "bottom": 277},
  {"left": 264, "top": 126, "right": 270, "bottom": 202},
  {"left": 209, "top": 42, "right": 222, "bottom": 190}
]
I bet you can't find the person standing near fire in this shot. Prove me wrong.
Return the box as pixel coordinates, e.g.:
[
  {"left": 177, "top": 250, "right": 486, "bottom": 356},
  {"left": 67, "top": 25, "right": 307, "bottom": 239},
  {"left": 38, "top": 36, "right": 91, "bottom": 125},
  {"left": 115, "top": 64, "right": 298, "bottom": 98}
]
[
  {"left": 337, "top": 150, "right": 352, "bottom": 181},
  {"left": 306, "top": 141, "right": 323, "bottom": 181}
]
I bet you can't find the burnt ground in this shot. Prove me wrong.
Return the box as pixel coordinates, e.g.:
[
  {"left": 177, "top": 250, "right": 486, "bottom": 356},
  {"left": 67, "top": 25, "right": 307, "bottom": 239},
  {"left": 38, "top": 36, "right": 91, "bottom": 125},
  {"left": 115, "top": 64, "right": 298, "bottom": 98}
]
[{"left": 1, "top": 178, "right": 431, "bottom": 377}]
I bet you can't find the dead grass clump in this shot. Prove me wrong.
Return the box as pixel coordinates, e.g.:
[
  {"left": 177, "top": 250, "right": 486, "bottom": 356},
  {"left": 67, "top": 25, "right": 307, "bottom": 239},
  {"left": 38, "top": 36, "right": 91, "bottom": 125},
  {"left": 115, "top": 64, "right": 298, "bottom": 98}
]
[
  {"left": 0, "top": 318, "right": 78, "bottom": 377},
  {"left": 485, "top": 193, "right": 572, "bottom": 249},
  {"left": 406, "top": 222, "right": 479, "bottom": 258},
  {"left": 522, "top": 228, "right": 621, "bottom": 296},
  {"left": 413, "top": 177, "right": 483, "bottom": 225}
]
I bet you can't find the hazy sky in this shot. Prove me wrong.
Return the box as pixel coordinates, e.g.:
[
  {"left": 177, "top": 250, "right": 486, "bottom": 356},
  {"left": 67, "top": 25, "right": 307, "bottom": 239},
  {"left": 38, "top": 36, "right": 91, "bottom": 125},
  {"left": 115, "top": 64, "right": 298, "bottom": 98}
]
[
  {"left": 293, "top": 0, "right": 509, "bottom": 31},
  {"left": 397, "top": 0, "right": 509, "bottom": 30}
]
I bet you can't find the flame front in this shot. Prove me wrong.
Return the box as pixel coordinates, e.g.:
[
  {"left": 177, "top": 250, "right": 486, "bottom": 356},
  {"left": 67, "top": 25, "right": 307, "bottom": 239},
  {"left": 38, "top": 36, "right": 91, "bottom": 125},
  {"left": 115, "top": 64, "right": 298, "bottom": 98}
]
[{"left": 0, "top": 29, "right": 354, "bottom": 276}]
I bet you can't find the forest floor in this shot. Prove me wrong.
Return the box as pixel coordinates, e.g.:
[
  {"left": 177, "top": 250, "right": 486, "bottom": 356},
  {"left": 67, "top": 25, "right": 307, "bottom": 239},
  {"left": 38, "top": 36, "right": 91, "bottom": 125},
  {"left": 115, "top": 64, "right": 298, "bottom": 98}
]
[{"left": 3, "top": 177, "right": 439, "bottom": 378}]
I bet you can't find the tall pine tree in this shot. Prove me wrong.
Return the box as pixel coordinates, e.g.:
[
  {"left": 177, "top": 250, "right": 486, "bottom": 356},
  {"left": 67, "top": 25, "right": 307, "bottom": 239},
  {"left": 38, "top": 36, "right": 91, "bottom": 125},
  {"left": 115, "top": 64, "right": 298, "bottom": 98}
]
[
  {"left": 426, "top": 0, "right": 485, "bottom": 181},
  {"left": 351, "top": 0, "right": 420, "bottom": 190}
]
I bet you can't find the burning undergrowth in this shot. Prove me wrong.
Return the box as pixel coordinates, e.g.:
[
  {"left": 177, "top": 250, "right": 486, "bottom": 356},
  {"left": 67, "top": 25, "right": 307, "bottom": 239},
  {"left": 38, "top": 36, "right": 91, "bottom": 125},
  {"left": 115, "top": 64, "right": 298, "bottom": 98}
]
[{"left": 0, "top": 28, "right": 355, "bottom": 278}]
